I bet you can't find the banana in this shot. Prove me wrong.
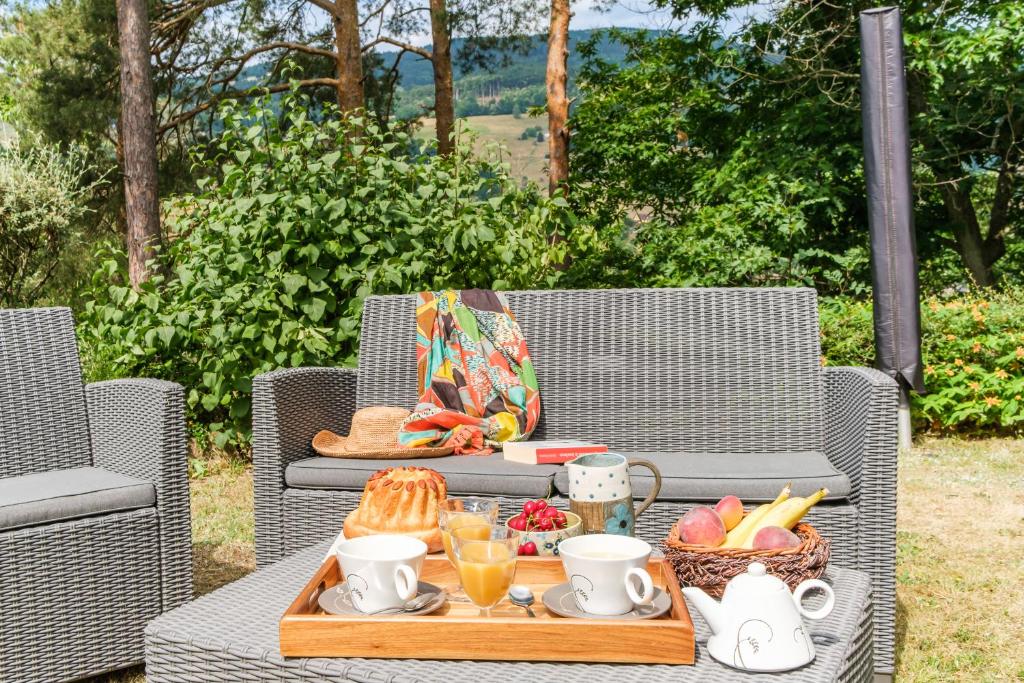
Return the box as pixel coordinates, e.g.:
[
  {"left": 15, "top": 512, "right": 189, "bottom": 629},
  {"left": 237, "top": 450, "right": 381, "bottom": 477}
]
[
  {"left": 721, "top": 483, "right": 791, "bottom": 548},
  {"left": 741, "top": 487, "right": 829, "bottom": 549}
]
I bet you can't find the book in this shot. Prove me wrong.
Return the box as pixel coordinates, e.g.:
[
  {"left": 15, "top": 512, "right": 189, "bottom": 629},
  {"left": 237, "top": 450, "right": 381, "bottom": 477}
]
[{"left": 501, "top": 440, "right": 608, "bottom": 465}]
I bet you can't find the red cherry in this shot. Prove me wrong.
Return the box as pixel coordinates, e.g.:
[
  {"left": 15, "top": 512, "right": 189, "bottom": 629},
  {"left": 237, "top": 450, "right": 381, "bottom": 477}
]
[
  {"left": 508, "top": 515, "right": 527, "bottom": 531},
  {"left": 554, "top": 512, "right": 567, "bottom": 525},
  {"left": 521, "top": 541, "right": 537, "bottom": 555},
  {"left": 535, "top": 500, "right": 548, "bottom": 511},
  {"left": 538, "top": 518, "right": 554, "bottom": 531},
  {"left": 522, "top": 501, "right": 538, "bottom": 516}
]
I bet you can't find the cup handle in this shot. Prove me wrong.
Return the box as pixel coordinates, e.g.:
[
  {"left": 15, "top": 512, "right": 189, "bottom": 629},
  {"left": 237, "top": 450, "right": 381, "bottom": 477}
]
[
  {"left": 793, "top": 579, "right": 835, "bottom": 620},
  {"left": 628, "top": 459, "right": 662, "bottom": 518},
  {"left": 624, "top": 567, "right": 654, "bottom": 606},
  {"left": 393, "top": 564, "right": 418, "bottom": 601}
]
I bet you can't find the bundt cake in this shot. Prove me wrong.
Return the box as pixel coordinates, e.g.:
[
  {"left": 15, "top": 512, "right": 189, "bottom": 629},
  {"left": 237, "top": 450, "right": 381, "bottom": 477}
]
[{"left": 343, "top": 466, "right": 448, "bottom": 552}]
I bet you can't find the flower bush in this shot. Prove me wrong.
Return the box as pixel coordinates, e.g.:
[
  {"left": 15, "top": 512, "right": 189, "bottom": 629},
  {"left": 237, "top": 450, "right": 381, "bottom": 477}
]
[
  {"left": 78, "top": 90, "right": 588, "bottom": 449},
  {"left": 820, "top": 290, "right": 1024, "bottom": 434}
]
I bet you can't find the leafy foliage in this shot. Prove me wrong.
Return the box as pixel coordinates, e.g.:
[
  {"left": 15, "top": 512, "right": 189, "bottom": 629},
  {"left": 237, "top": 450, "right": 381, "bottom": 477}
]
[
  {"left": 569, "top": 28, "right": 870, "bottom": 294},
  {"left": 79, "top": 91, "right": 586, "bottom": 448},
  {"left": 0, "top": 139, "right": 102, "bottom": 307},
  {"left": 570, "top": 1, "right": 1024, "bottom": 293},
  {"left": 821, "top": 292, "right": 1024, "bottom": 434}
]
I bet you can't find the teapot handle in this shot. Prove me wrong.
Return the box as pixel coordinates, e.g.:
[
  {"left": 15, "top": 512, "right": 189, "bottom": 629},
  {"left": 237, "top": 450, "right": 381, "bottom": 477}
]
[
  {"left": 792, "top": 579, "right": 835, "bottom": 620},
  {"left": 627, "top": 459, "right": 662, "bottom": 519}
]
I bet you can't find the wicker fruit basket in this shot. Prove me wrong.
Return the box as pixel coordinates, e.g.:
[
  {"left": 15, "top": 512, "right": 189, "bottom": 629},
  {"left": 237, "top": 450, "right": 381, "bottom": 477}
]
[{"left": 661, "top": 522, "right": 830, "bottom": 598}]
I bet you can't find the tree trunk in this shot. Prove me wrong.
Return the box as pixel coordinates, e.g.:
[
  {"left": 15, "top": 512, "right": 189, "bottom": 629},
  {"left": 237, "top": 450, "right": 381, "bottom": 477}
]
[
  {"left": 546, "top": 0, "right": 570, "bottom": 197},
  {"left": 116, "top": 0, "right": 162, "bottom": 289},
  {"left": 938, "top": 182, "right": 996, "bottom": 287},
  {"left": 429, "top": 0, "right": 455, "bottom": 155},
  {"left": 334, "top": 0, "right": 364, "bottom": 112}
]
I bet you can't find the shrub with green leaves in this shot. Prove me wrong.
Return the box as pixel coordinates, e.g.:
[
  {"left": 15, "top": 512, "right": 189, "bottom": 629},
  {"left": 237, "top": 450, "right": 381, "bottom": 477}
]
[
  {"left": 0, "top": 140, "right": 100, "bottom": 307},
  {"left": 820, "top": 290, "right": 1024, "bottom": 434},
  {"left": 79, "top": 91, "right": 585, "bottom": 449}
]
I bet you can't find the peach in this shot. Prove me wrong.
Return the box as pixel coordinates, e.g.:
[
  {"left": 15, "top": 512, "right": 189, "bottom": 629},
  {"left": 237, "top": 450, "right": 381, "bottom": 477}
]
[
  {"left": 714, "top": 495, "right": 744, "bottom": 531},
  {"left": 676, "top": 506, "right": 726, "bottom": 547},
  {"left": 751, "top": 526, "right": 801, "bottom": 550}
]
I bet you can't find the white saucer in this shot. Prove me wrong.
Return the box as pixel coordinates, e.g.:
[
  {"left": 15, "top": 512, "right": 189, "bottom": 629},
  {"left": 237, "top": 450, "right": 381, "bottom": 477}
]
[{"left": 542, "top": 583, "right": 671, "bottom": 620}]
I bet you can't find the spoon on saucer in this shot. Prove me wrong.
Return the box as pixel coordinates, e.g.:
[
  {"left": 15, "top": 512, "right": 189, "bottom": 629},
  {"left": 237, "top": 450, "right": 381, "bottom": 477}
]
[
  {"left": 508, "top": 585, "right": 536, "bottom": 617},
  {"left": 366, "top": 592, "right": 439, "bottom": 615}
]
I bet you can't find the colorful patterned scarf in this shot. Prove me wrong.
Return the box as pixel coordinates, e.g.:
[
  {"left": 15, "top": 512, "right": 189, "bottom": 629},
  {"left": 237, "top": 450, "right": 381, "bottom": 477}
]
[{"left": 397, "top": 289, "right": 540, "bottom": 455}]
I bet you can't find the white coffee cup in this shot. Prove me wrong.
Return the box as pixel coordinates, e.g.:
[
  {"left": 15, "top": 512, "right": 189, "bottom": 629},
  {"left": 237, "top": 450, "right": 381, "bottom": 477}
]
[
  {"left": 336, "top": 534, "right": 426, "bottom": 613},
  {"left": 558, "top": 534, "right": 654, "bottom": 615}
]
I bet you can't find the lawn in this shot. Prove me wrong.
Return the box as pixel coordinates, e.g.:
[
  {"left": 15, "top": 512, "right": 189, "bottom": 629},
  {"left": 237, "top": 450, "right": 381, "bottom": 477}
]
[
  {"left": 87, "top": 437, "right": 1024, "bottom": 682},
  {"left": 418, "top": 114, "right": 549, "bottom": 187}
]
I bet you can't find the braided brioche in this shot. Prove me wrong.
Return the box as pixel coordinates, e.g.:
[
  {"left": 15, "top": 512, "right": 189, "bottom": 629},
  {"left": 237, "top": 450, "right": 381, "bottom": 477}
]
[{"left": 343, "top": 466, "right": 448, "bottom": 552}]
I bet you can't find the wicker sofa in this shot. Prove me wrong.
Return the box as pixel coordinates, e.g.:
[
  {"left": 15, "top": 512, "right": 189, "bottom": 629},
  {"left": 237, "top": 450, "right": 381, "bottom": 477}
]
[
  {"left": 0, "top": 308, "right": 192, "bottom": 683},
  {"left": 253, "top": 288, "right": 897, "bottom": 675}
]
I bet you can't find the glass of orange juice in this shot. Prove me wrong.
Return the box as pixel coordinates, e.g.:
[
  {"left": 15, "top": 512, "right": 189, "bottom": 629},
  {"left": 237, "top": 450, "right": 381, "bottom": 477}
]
[
  {"left": 452, "top": 525, "right": 519, "bottom": 617},
  {"left": 438, "top": 498, "right": 499, "bottom": 566}
]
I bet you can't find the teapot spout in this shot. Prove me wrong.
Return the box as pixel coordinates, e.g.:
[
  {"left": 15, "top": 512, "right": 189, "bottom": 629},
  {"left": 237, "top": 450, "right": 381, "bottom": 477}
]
[{"left": 682, "top": 587, "right": 728, "bottom": 636}]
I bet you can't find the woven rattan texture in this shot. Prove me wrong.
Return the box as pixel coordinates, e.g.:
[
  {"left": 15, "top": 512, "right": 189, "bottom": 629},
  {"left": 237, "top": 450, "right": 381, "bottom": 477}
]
[
  {"left": 145, "top": 542, "right": 873, "bottom": 683},
  {"left": 823, "top": 366, "right": 898, "bottom": 674},
  {"left": 86, "top": 378, "right": 194, "bottom": 611},
  {"left": 663, "top": 522, "right": 831, "bottom": 599},
  {"left": 0, "top": 308, "right": 194, "bottom": 681},
  {"left": 252, "top": 290, "right": 898, "bottom": 674},
  {"left": 358, "top": 288, "right": 825, "bottom": 453},
  {"left": 0, "top": 509, "right": 161, "bottom": 683},
  {"left": 254, "top": 367, "right": 358, "bottom": 566},
  {"left": 0, "top": 307, "right": 91, "bottom": 478}
]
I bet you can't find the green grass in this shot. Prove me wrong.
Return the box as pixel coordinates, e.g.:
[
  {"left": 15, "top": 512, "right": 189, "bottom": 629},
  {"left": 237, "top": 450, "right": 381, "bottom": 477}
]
[
  {"left": 419, "top": 114, "right": 549, "bottom": 187},
  {"left": 86, "top": 437, "right": 1024, "bottom": 682}
]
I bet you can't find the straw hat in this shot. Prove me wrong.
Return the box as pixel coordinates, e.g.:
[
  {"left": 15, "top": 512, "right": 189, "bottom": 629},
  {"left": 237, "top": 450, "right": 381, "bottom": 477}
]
[{"left": 312, "top": 406, "right": 454, "bottom": 459}]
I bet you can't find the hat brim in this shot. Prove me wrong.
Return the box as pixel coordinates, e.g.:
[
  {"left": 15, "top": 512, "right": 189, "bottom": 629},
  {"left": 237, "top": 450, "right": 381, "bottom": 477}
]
[{"left": 312, "top": 430, "right": 454, "bottom": 459}]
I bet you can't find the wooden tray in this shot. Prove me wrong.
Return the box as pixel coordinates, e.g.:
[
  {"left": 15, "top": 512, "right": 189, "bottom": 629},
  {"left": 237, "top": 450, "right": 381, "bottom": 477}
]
[{"left": 280, "top": 554, "right": 694, "bottom": 664}]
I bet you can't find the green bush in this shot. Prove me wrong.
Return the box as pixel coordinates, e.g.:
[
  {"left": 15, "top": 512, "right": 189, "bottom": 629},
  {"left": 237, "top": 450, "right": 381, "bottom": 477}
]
[
  {"left": 79, "top": 90, "right": 587, "bottom": 449},
  {"left": 820, "top": 290, "right": 1024, "bottom": 434},
  {"left": 0, "top": 140, "right": 101, "bottom": 307}
]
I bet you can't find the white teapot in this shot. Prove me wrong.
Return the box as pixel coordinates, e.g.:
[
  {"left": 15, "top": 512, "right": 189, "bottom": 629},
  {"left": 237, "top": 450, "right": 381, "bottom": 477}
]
[{"left": 682, "top": 562, "right": 835, "bottom": 672}]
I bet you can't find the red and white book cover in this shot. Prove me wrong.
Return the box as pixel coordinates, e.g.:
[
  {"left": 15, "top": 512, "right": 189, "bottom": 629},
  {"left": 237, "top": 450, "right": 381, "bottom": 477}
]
[{"left": 501, "top": 440, "right": 608, "bottom": 465}]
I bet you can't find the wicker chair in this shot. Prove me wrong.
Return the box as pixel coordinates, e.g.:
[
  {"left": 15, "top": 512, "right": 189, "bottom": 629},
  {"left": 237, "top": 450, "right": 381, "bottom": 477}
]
[
  {"left": 253, "top": 288, "right": 897, "bottom": 676},
  {"left": 0, "top": 308, "right": 192, "bottom": 683}
]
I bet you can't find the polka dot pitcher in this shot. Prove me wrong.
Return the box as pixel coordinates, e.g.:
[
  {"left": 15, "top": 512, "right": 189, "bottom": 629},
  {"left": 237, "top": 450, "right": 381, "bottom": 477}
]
[{"left": 566, "top": 452, "right": 662, "bottom": 537}]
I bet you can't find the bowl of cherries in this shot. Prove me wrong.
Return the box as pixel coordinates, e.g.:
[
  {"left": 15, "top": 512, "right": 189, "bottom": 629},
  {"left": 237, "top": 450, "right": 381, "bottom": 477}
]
[{"left": 505, "top": 499, "right": 582, "bottom": 556}]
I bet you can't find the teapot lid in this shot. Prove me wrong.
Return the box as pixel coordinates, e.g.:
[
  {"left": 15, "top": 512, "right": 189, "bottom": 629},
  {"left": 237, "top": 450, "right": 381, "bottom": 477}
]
[{"left": 727, "top": 562, "right": 788, "bottom": 595}]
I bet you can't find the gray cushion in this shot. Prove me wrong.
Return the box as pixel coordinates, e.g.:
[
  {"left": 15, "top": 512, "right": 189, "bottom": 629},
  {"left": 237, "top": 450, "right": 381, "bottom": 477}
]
[
  {"left": 0, "top": 466, "right": 156, "bottom": 532},
  {"left": 553, "top": 452, "right": 850, "bottom": 502},
  {"left": 286, "top": 454, "right": 558, "bottom": 498}
]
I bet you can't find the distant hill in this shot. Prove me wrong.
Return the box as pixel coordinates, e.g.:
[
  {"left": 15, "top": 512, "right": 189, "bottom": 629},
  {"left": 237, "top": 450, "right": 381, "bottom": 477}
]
[
  {"left": 233, "top": 28, "right": 644, "bottom": 119},
  {"left": 394, "top": 29, "right": 634, "bottom": 87},
  {"left": 390, "top": 28, "right": 642, "bottom": 118}
]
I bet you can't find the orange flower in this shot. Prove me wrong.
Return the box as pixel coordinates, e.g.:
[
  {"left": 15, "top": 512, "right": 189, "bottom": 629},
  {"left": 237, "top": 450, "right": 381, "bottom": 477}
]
[
  {"left": 947, "top": 334, "right": 957, "bottom": 341},
  {"left": 1016, "top": 347, "right": 1024, "bottom": 359},
  {"left": 969, "top": 381, "right": 981, "bottom": 391},
  {"left": 954, "top": 358, "right": 964, "bottom": 366},
  {"left": 995, "top": 368, "right": 1009, "bottom": 380},
  {"left": 964, "top": 365, "right": 974, "bottom": 374},
  {"left": 1016, "top": 395, "right": 1022, "bottom": 401},
  {"left": 925, "top": 365, "right": 936, "bottom": 376},
  {"left": 972, "top": 343, "right": 982, "bottom": 353},
  {"left": 820, "top": 356, "right": 827, "bottom": 367},
  {"left": 945, "top": 368, "right": 955, "bottom": 377},
  {"left": 984, "top": 396, "right": 1001, "bottom": 407}
]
